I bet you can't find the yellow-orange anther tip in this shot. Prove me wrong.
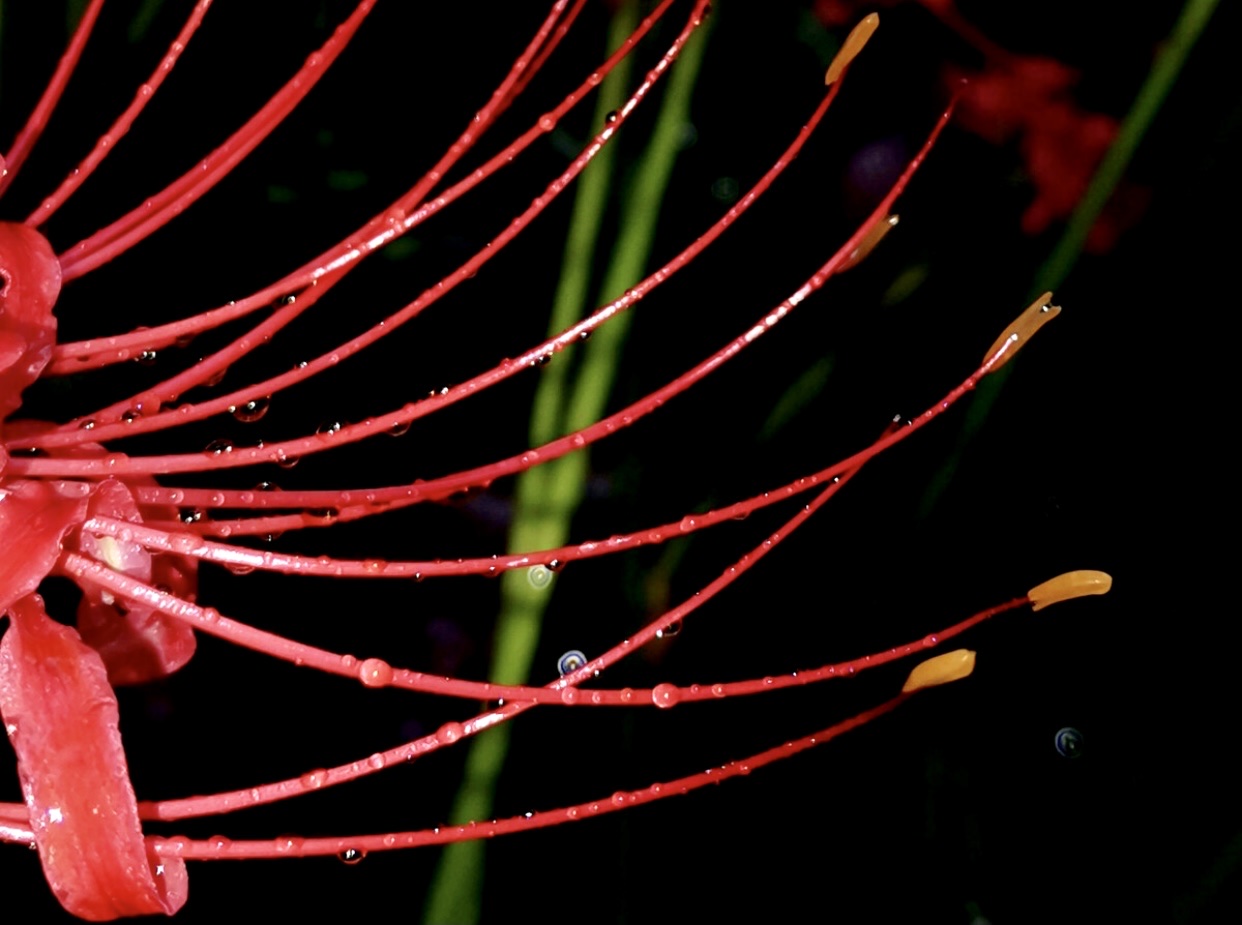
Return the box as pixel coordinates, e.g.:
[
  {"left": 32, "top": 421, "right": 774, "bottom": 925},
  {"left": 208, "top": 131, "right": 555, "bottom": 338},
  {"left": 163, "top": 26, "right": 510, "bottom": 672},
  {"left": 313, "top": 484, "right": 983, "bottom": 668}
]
[
  {"left": 983, "top": 292, "right": 1060, "bottom": 370},
  {"left": 1028, "top": 570, "right": 1112, "bottom": 611},
  {"left": 839, "top": 214, "right": 899, "bottom": 271},
  {"left": 902, "top": 649, "right": 976, "bottom": 693},
  {"left": 825, "top": 13, "right": 880, "bottom": 85}
]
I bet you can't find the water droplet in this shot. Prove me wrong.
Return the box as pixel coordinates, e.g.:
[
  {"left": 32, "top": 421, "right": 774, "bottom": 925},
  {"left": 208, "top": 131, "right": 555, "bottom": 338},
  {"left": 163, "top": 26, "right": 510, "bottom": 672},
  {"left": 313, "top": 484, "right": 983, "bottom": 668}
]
[
  {"left": 179, "top": 508, "right": 204, "bottom": 524},
  {"left": 436, "top": 722, "right": 464, "bottom": 745},
  {"left": 527, "top": 564, "right": 553, "bottom": 590},
  {"left": 300, "top": 769, "right": 329, "bottom": 789},
  {"left": 922, "top": 633, "right": 939, "bottom": 647},
  {"left": 78, "top": 418, "right": 96, "bottom": 430},
  {"left": 230, "top": 396, "right": 270, "bottom": 423},
  {"left": 121, "top": 408, "right": 141, "bottom": 424},
  {"left": 274, "top": 835, "right": 304, "bottom": 854},
  {"left": 306, "top": 507, "right": 339, "bottom": 525},
  {"left": 135, "top": 349, "right": 158, "bottom": 366},
  {"left": 557, "top": 649, "right": 587, "bottom": 676},
  {"left": 389, "top": 419, "right": 411, "bottom": 436},
  {"left": 604, "top": 110, "right": 619, "bottom": 124},
  {"left": 359, "top": 657, "right": 393, "bottom": 688},
  {"left": 316, "top": 420, "right": 343, "bottom": 439},
  {"left": 338, "top": 847, "right": 366, "bottom": 865},
  {"left": 204, "top": 437, "right": 234, "bottom": 455},
  {"left": 1055, "top": 727, "right": 1084, "bottom": 759},
  {"left": 656, "top": 620, "right": 682, "bottom": 639},
  {"left": 651, "top": 683, "right": 681, "bottom": 709}
]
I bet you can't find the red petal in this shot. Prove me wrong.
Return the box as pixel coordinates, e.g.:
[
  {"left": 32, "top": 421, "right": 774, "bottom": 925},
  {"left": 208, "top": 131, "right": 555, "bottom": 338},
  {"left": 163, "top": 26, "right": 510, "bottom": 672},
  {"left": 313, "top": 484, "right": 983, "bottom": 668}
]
[
  {"left": 0, "top": 479, "right": 88, "bottom": 613},
  {"left": 0, "top": 594, "right": 188, "bottom": 920},
  {"left": 74, "top": 479, "right": 196, "bottom": 685},
  {"left": 0, "top": 223, "right": 60, "bottom": 421}
]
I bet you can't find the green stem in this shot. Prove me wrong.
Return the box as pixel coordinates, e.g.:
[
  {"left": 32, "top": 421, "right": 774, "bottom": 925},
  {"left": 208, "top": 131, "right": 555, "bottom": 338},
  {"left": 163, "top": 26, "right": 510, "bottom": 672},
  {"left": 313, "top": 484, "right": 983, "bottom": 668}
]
[{"left": 422, "top": 5, "right": 711, "bottom": 922}]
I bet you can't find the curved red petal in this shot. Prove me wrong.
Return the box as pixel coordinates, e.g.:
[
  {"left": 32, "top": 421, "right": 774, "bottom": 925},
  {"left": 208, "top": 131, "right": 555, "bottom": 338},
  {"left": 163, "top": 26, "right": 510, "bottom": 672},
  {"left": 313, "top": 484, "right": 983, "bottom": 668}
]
[
  {"left": 0, "top": 594, "right": 188, "bottom": 920},
  {"left": 0, "top": 479, "right": 88, "bottom": 612},
  {"left": 0, "top": 223, "right": 60, "bottom": 421}
]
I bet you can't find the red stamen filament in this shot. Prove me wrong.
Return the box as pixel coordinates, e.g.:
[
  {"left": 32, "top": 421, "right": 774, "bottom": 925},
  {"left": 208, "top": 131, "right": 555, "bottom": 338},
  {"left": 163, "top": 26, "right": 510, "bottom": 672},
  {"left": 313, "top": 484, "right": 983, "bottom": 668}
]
[
  {"left": 55, "top": 0, "right": 378, "bottom": 281},
  {"left": 0, "top": 0, "right": 106, "bottom": 197},
  {"left": 5, "top": 102, "right": 949, "bottom": 484},
  {"left": 24, "top": 1, "right": 216, "bottom": 227},
  {"left": 43, "top": 0, "right": 659, "bottom": 378}
]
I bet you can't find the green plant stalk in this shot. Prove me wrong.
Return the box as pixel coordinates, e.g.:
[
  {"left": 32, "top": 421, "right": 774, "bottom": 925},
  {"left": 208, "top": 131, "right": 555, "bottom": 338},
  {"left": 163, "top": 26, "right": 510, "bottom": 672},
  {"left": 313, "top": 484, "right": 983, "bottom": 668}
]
[
  {"left": 423, "top": 4, "right": 711, "bottom": 921},
  {"left": 919, "top": 0, "right": 1219, "bottom": 516}
]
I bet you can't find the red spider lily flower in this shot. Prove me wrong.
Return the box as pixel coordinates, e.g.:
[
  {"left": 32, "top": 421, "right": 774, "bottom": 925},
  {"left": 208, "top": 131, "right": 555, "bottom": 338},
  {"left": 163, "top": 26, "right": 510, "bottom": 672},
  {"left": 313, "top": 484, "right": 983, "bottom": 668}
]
[{"left": 0, "top": 4, "right": 1110, "bottom": 919}]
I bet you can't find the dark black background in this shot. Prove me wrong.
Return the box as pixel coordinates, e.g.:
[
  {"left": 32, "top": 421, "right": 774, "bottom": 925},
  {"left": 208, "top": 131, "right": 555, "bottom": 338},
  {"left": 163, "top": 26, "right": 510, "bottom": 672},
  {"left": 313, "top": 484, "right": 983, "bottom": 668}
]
[{"left": 0, "top": 1, "right": 1236, "bottom": 922}]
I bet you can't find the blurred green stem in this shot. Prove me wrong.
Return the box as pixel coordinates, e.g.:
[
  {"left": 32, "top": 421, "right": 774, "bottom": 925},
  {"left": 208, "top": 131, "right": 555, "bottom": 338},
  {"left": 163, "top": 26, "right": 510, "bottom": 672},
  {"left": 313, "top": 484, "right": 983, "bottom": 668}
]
[
  {"left": 423, "top": 5, "right": 711, "bottom": 922},
  {"left": 919, "top": 0, "right": 1219, "bottom": 516}
]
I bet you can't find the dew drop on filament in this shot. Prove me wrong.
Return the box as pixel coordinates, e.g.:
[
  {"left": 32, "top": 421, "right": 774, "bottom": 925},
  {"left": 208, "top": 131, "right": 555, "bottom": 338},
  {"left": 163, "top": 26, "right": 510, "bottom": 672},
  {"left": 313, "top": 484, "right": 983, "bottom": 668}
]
[
  {"left": 316, "top": 420, "right": 343, "bottom": 439},
  {"left": 230, "top": 397, "right": 271, "bottom": 423},
  {"left": 527, "top": 565, "right": 553, "bottom": 590},
  {"left": 656, "top": 620, "right": 682, "bottom": 639},
  {"left": 651, "top": 683, "right": 681, "bottom": 709}
]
